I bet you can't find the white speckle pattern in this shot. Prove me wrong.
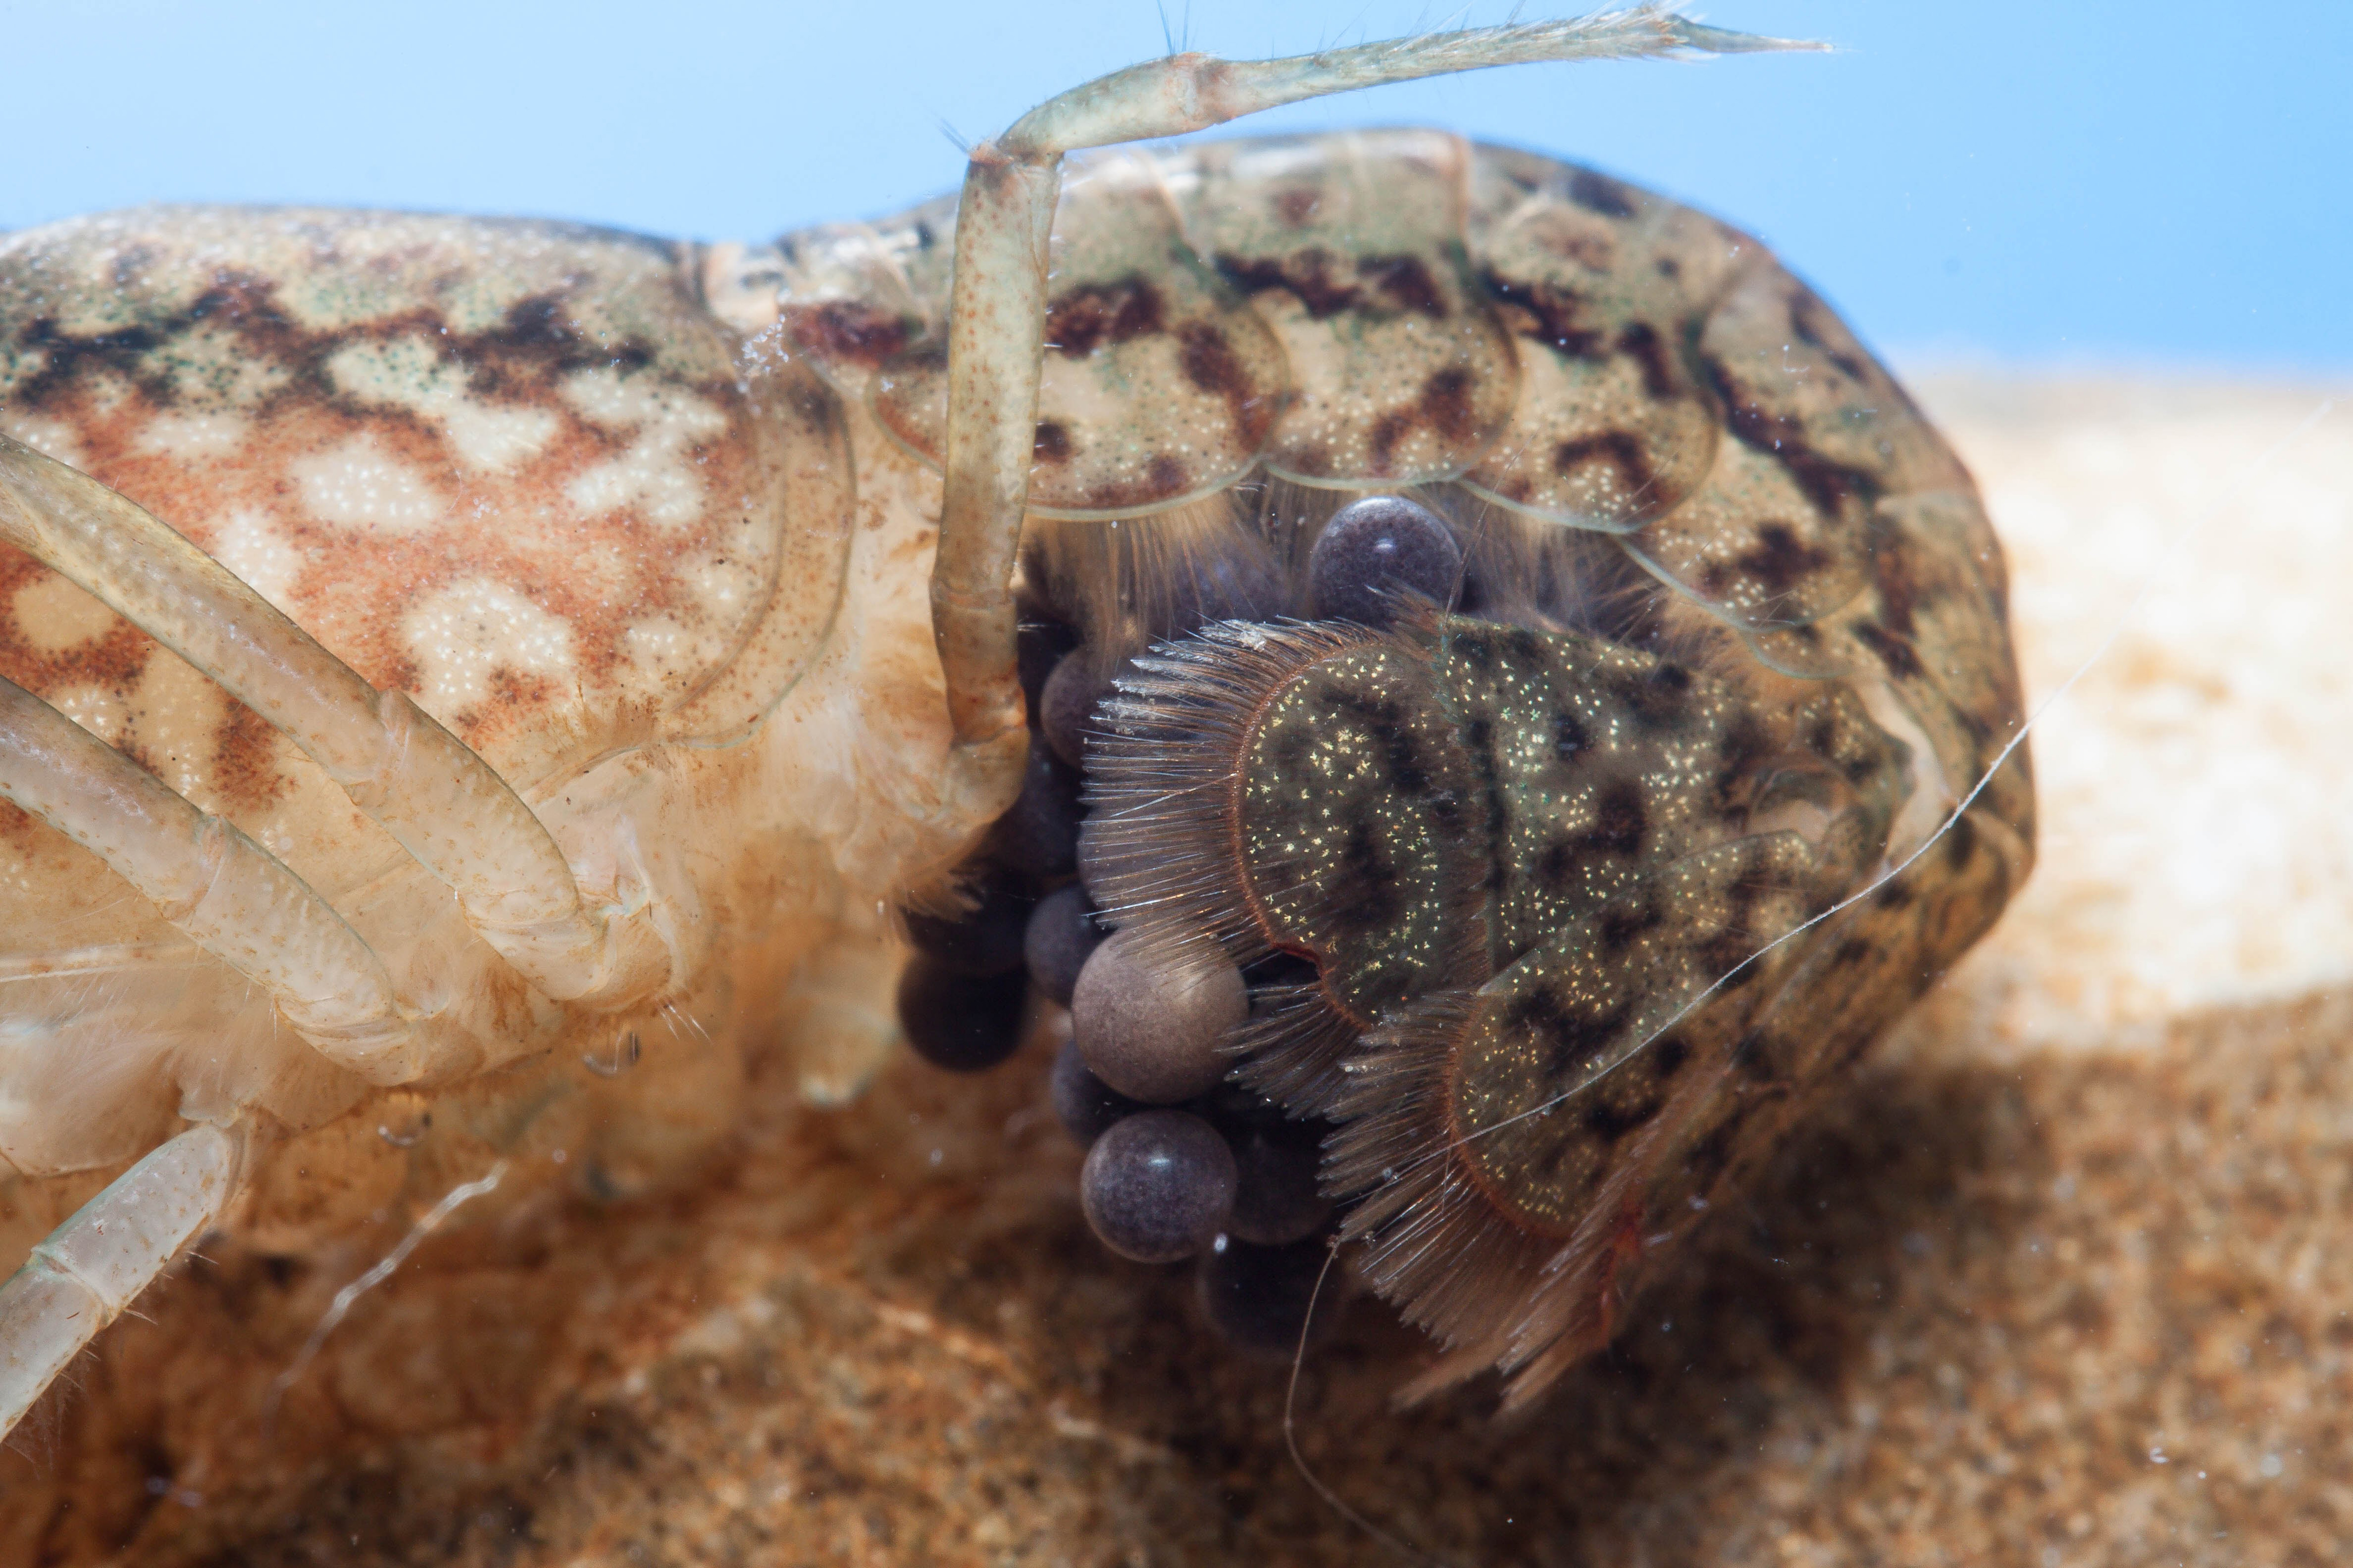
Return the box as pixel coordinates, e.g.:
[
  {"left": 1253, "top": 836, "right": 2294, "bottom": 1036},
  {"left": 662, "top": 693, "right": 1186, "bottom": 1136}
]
[
  {"left": 621, "top": 614, "right": 711, "bottom": 687},
  {"left": 0, "top": 410, "right": 86, "bottom": 468},
  {"left": 210, "top": 509, "right": 304, "bottom": 610},
  {"left": 133, "top": 411, "right": 251, "bottom": 460},
  {"left": 401, "top": 578, "right": 580, "bottom": 713},
  {"left": 325, "top": 336, "right": 558, "bottom": 474},
  {"left": 441, "top": 399, "right": 560, "bottom": 474},
  {"left": 45, "top": 682, "right": 130, "bottom": 745},
  {"left": 561, "top": 366, "right": 726, "bottom": 530},
  {"left": 291, "top": 434, "right": 446, "bottom": 534}
]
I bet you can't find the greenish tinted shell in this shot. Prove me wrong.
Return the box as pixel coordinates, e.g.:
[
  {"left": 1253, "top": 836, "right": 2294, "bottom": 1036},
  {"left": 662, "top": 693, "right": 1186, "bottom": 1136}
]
[{"left": 778, "top": 129, "right": 2033, "bottom": 1402}]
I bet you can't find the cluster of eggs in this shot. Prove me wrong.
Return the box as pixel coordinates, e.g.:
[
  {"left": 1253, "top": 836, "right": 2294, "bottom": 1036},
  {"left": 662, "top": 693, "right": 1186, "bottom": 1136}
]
[{"left": 893, "top": 495, "right": 1466, "bottom": 1352}]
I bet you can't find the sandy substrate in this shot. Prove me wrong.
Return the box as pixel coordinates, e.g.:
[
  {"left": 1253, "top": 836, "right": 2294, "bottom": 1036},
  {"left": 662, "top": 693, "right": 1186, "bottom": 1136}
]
[{"left": 1, "top": 373, "right": 2347, "bottom": 1567}]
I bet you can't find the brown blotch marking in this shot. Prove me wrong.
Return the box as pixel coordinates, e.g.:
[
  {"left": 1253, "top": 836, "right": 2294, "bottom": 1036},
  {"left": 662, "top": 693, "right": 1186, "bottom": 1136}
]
[
  {"left": 1709, "top": 520, "right": 1836, "bottom": 601},
  {"left": 13, "top": 252, "right": 756, "bottom": 763},
  {"left": 1480, "top": 271, "right": 1606, "bottom": 357},
  {"left": 0, "top": 795, "right": 42, "bottom": 852},
  {"left": 1611, "top": 662, "right": 1694, "bottom": 732},
  {"left": 1275, "top": 188, "right": 1321, "bottom": 227},
  {"left": 1061, "top": 454, "right": 1195, "bottom": 515},
  {"left": 1712, "top": 710, "right": 1774, "bottom": 812},
  {"left": 1032, "top": 422, "right": 1072, "bottom": 465},
  {"left": 1369, "top": 367, "right": 1480, "bottom": 470},
  {"left": 1648, "top": 1033, "right": 1694, "bottom": 1081},
  {"left": 1728, "top": 1029, "right": 1782, "bottom": 1083},
  {"left": 1214, "top": 250, "right": 1361, "bottom": 320},
  {"left": 1174, "top": 321, "right": 1274, "bottom": 450},
  {"left": 209, "top": 697, "right": 292, "bottom": 813},
  {"left": 1701, "top": 354, "right": 1881, "bottom": 518},
  {"left": 1551, "top": 431, "right": 1657, "bottom": 500},
  {"left": 1851, "top": 622, "right": 1924, "bottom": 680},
  {"left": 487, "top": 292, "right": 580, "bottom": 354},
  {"left": 1579, "top": 778, "right": 1648, "bottom": 857},
  {"left": 1788, "top": 290, "right": 1872, "bottom": 384},
  {"left": 1419, "top": 367, "right": 1478, "bottom": 442},
  {"left": 1327, "top": 686, "right": 1436, "bottom": 797},
  {"left": 1614, "top": 321, "right": 1680, "bottom": 400},
  {"left": 173, "top": 273, "right": 310, "bottom": 381},
  {"left": 1597, "top": 898, "right": 1662, "bottom": 952},
  {"left": 1580, "top": 1084, "right": 1666, "bottom": 1146},
  {"left": 1567, "top": 167, "right": 1639, "bottom": 220},
  {"left": 0, "top": 546, "right": 155, "bottom": 695},
  {"left": 1872, "top": 542, "right": 1926, "bottom": 640},
  {"left": 1943, "top": 811, "right": 1978, "bottom": 869},
  {"left": 1357, "top": 255, "right": 1448, "bottom": 319},
  {"left": 467, "top": 666, "right": 565, "bottom": 742},
  {"left": 13, "top": 314, "right": 164, "bottom": 412},
  {"left": 1043, "top": 276, "right": 1165, "bottom": 358},
  {"left": 787, "top": 301, "right": 911, "bottom": 368},
  {"left": 1511, "top": 986, "right": 1634, "bottom": 1080}
]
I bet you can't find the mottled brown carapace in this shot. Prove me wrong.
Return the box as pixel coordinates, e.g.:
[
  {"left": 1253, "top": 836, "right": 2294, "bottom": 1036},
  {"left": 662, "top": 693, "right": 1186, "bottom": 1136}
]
[
  {"left": 0, "top": 122, "right": 2029, "bottom": 1412},
  {"left": 924, "top": 132, "right": 2021, "bottom": 1402}
]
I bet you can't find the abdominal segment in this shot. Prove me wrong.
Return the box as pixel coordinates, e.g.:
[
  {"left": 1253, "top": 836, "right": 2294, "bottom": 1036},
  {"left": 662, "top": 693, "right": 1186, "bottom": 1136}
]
[{"left": 859, "top": 129, "right": 2030, "bottom": 1395}]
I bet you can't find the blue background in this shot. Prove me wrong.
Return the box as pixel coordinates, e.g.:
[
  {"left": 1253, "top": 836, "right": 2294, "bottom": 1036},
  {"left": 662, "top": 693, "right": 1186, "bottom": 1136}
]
[{"left": 3, "top": 2, "right": 2344, "bottom": 374}]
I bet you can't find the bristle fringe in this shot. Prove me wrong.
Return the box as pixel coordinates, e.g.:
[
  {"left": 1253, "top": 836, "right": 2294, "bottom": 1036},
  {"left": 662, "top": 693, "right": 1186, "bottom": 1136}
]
[
  {"left": 1319, "top": 985, "right": 1748, "bottom": 1405},
  {"left": 1082, "top": 619, "right": 1388, "bottom": 961},
  {"left": 1229, "top": 982, "right": 1363, "bottom": 1115}
]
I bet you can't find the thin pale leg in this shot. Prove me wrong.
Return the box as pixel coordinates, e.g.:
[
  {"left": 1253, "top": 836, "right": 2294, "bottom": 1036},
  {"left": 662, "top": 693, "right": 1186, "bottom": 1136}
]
[
  {"left": 0, "top": 1123, "right": 237, "bottom": 1435},
  {"left": 927, "top": 5, "right": 1817, "bottom": 812},
  {"left": 0, "top": 434, "right": 666, "bottom": 1007},
  {"left": 0, "top": 675, "right": 421, "bottom": 1083}
]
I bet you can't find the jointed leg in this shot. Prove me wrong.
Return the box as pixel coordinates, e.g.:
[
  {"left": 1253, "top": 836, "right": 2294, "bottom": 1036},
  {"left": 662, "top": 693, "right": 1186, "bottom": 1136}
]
[
  {"left": 0, "top": 435, "right": 666, "bottom": 1008},
  {"left": 0, "top": 675, "right": 423, "bottom": 1083},
  {"left": 0, "top": 1123, "right": 237, "bottom": 1435},
  {"left": 928, "top": 6, "right": 1816, "bottom": 811}
]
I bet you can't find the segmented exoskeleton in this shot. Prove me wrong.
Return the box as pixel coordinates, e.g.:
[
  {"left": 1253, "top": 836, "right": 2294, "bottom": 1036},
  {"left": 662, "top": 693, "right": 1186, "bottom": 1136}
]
[{"left": 0, "top": 8, "right": 2030, "bottom": 1432}]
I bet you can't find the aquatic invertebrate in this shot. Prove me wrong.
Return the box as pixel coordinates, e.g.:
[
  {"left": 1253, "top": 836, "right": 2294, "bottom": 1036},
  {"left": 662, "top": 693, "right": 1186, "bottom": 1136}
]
[{"left": 0, "top": 7, "right": 2028, "bottom": 1439}]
